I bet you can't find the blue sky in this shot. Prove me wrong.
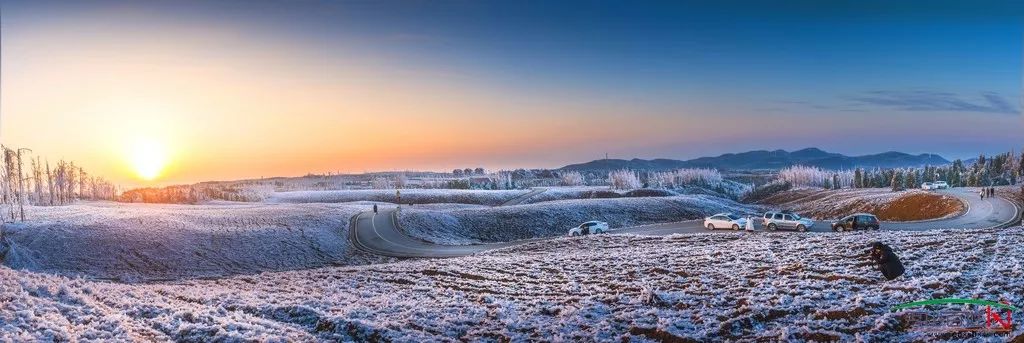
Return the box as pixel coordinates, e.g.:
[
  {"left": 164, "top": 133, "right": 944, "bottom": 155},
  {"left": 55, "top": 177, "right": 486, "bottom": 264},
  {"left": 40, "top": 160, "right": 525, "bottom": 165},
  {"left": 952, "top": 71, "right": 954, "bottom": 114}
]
[{"left": 1, "top": 1, "right": 1022, "bottom": 180}]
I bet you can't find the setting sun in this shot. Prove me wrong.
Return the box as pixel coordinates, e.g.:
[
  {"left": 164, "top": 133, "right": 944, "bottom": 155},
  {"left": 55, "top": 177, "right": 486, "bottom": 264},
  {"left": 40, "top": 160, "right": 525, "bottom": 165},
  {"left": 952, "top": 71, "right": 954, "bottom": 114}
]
[{"left": 128, "top": 139, "right": 171, "bottom": 181}]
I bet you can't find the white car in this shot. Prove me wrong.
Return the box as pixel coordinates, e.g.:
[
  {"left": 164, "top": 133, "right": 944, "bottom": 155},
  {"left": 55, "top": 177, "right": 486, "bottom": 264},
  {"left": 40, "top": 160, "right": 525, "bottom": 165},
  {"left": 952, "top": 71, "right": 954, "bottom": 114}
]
[
  {"left": 703, "top": 213, "right": 748, "bottom": 231},
  {"left": 568, "top": 221, "right": 609, "bottom": 236},
  {"left": 921, "top": 182, "right": 934, "bottom": 190},
  {"left": 932, "top": 181, "right": 949, "bottom": 189}
]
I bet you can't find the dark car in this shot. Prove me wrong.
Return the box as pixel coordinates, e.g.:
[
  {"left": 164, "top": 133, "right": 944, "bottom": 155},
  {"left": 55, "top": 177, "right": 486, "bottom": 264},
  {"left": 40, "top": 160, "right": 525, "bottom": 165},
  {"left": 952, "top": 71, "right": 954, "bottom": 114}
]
[{"left": 832, "top": 213, "right": 880, "bottom": 232}]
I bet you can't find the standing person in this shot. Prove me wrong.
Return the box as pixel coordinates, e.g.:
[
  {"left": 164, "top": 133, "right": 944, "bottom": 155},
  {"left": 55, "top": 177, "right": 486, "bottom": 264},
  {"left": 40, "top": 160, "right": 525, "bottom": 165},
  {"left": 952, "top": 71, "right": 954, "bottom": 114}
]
[
  {"left": 373, "top": 204, "right": 378, "bottom": 213},
  {"left": 745, "top": 216, "right": 755, "bottom": 232},
  {"left": 980, "top": 189, "right": 985, "bottom": 200}
]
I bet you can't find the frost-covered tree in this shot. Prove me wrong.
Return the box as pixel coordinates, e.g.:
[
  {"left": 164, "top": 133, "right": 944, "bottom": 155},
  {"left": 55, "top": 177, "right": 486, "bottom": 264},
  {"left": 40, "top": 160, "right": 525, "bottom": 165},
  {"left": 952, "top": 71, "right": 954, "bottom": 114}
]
[
  {"left": 370, "top": 176, "right": 392, "bottom": 189},
  {"left": 608, "top": 169, "right": 641, "bottom": 190},
  {"left": 891, "top": 169, "right": 904, "bottom": 192},
  {"left": 393, "top": 174, "right": 407, "bottom": 189},
  {"left": 904, "top": 170, "right": 916, "bottom": 190},
  {"left": 559, "top": 171, "right": 585, "bottom": 186}
]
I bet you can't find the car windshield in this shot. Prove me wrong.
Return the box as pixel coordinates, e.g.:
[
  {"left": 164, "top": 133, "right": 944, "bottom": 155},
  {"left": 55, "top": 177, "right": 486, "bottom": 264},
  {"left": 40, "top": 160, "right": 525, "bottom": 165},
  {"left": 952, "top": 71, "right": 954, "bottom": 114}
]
[
  {"left": 790, "top": 213, "right": 802, "bottom": 220},
  {"left": 726, "top": 214, "right": 741, "bottom": 220}
]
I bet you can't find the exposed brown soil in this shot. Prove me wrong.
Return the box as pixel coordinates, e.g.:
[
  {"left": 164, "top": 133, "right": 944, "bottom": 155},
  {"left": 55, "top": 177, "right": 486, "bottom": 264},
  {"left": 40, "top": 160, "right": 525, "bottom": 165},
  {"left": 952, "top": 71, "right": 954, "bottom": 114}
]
[
  {"left": 758, "top": 188, "right": 965, "bottom": 221},
  {"left": 874, "top": 193, "right": 964, "bottom": 221}
]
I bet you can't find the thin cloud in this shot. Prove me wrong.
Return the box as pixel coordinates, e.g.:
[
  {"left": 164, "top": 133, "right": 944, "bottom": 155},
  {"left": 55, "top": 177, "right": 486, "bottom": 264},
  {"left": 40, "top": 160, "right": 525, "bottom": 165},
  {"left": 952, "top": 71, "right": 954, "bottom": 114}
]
[{"left": 847, "top": 90, "right": 1018, "bottom": 115}]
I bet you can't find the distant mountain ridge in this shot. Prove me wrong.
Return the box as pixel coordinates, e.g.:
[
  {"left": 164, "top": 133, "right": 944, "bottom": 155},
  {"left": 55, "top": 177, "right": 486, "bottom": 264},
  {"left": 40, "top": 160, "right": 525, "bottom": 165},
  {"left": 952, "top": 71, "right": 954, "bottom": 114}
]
[{"left": 559, "top": 148, "right": 950, "bottom": 171}]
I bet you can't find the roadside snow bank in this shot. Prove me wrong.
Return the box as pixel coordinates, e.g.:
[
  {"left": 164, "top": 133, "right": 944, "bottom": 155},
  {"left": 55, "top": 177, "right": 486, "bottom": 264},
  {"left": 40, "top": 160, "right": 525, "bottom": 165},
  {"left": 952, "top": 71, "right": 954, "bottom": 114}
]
[
  {"left": 0, "top": 202, "right": 389, "bottom": 281},
  {"left": 398, "top": 195, "right": 754, "bottom": 244},
  {"left": 266, "top": 189, "right": 528, "bottom": 206},
  {"left": 3, "top": 227, "right": 1021, "bottom": 341}
]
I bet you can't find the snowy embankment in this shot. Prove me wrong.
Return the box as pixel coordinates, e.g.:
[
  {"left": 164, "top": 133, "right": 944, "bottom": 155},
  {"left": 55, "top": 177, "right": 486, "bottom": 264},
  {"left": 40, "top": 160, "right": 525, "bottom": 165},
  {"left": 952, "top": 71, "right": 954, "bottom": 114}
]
[
  {"left": 3, "top": 227, "right": 1021, "bottom": 341},
  {"left": 758, "top": 188, "right": 965, "bottom": 221},
  {"left": 265, "top": 189, "right": 528, "bottom": 206},
  {"left": 0, "top": 202, "right": 390, "bottom": 281},
  {"left": 398, "top": 195, "right": 755, "bottom": 245}
]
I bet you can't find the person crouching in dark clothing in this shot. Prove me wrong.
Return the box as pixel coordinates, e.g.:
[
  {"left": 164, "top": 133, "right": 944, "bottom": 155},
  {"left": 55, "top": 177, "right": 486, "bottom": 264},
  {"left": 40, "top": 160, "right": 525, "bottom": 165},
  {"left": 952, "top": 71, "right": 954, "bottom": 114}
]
[{"left": 870, "top": 242, "right": 905, "bottom": 281}]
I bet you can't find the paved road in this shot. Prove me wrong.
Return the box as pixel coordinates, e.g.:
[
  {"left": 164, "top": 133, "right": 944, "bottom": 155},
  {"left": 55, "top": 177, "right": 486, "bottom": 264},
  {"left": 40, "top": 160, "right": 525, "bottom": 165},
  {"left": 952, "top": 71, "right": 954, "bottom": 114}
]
[
  {"left": 350, "top": 188, "right": 1020, "bottom": 258},
  {"left": 500, "top": 188, "right": 547, "bottom": 206},
  {"left": 350, "top": 209, "right": 528, "bottom": 258}
]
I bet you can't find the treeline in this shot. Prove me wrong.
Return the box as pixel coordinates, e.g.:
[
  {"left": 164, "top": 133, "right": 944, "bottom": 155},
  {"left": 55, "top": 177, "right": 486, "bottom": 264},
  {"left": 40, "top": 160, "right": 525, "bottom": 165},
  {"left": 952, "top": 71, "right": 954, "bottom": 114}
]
[
  {"left": 118, "top": 183, "right": 273, "bottom": 204},
  {"left": 851, "top": 151, "right": 1022, "bottom": 190},
  {"left": 0, "top": 145, "right": 116, "bottom": 222},
  {"left": 772, "top": 150, "right": 1023, "bottom": 192}
]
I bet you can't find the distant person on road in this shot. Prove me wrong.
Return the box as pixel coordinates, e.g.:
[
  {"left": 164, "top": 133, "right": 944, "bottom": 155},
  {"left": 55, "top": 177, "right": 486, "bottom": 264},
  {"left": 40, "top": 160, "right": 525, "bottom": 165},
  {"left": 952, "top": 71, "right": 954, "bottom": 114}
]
[
  {"left": 980, "top": 189, "right": 985, "bottom": 200},
  {"left": 745, "top": 216, "right": 755, "bottom": 232},
  {"left": 870, "top": 242, "right": 905, "bottom": 281},
  {"left": 373, "top": 204, "right": 378, "bottom": 213}
]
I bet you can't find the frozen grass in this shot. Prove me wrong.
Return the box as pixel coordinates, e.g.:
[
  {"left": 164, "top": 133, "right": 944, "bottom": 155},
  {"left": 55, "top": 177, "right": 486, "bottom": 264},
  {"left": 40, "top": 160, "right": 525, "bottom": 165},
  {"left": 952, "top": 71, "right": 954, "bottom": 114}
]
[
  {"left": 398, "top": 195, "right": 754, "bottom": 245},
  {"left": 266, "top": 189, "right": 529, "bottom": 206},
  {"left": 2, "top": 227, "right": 1021, "bottom": 341},
  {"left": 521, "top": 186, "right": 648, "bottom": 204},
  {"left": 0, "top": 202, "right": 391, "bottom": 281},
  {"left": 757, "top": 187, "right": 965, "bottom": 221}
]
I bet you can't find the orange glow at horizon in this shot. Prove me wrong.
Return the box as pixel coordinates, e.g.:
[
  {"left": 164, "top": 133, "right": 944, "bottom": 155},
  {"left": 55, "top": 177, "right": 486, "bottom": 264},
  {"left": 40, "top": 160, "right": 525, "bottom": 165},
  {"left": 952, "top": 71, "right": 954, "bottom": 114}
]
[{"left": 0, "top": 10, "right": 712, "bottom": 188}]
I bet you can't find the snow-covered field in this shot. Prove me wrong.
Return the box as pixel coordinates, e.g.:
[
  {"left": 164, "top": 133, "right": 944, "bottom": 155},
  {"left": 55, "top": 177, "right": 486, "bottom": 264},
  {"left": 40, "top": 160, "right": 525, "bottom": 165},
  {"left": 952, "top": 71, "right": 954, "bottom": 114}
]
[
  {"left": 758, "top": 188, "right": 965, "bottom": 221},
  {"left": 3, "top": 227, "right": 1021, "bottom": 341},
  {"left": 398, "top": 195, "right": 756, "bottom": 245},
  {"left": 0, "top": 202, "right": 390, "bottom": 281},
  {"left": 266, "top": 189, "right": 528, "bottom": 206}
]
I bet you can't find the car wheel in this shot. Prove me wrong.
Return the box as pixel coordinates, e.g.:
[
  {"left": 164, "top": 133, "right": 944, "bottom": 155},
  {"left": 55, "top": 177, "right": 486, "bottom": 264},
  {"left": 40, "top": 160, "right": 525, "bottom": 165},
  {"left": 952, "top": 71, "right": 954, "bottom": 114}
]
[
  {"left": 707, "top": 224, "right": 715, "bottom": 230},
  {"left": 871, "top": 226, "right": 880, "bottom": 231},
  {"left": 796, "top": 224, "right": 806, "bottom": 232},
  {"left": 570, "top": 232, "right": 579, "bottom": 237},
  {"left": 732, "top": 224, "right": 740, "bottom": 230},
  {"left": 834, "top": 225, "right": 843, "bottom": 232},
  {"left": 767, "top": 223, "right": 777, "bottom": 231}
]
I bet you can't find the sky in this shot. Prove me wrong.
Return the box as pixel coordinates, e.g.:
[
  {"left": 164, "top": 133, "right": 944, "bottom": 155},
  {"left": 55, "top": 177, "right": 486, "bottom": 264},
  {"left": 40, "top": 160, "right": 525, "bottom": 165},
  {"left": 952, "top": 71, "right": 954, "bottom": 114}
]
[{"left": 1, "top": 0, "right": 1022, "bottom": 186}]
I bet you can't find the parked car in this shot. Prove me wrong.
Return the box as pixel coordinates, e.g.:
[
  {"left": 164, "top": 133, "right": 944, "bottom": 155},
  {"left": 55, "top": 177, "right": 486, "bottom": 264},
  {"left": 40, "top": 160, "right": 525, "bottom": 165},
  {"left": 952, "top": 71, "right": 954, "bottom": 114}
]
[
  {"left": 703, "top": 213, "right": 748, "bottom": 231},
  {"left": 762, "top": 211, "right": 815, "bottom": 232},
  {"left": 568, "top": 221, "right": 609, "bottom": 236},
  {"left": 832, "top": 213, "right": 880, "bottom": 232},
  {"left": 921, "top": 182, "right": 934, "bottom": 190},
  {"left": 932, "top": 181, "right": 949, "bottom": 189}
]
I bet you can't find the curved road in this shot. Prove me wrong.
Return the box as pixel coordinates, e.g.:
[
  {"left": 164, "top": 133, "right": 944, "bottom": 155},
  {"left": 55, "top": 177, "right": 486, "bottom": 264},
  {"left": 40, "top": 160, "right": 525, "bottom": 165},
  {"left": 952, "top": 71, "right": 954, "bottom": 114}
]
[{"left": 350, "top": 188, "right": 1020, "bottom": 258}]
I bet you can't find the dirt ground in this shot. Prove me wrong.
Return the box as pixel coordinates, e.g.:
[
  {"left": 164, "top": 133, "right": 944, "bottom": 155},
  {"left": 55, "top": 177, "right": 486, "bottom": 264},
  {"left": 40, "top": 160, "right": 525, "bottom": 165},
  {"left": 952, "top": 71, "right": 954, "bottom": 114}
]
[{"left": 758, "top": 188, "right": 965, "bottom": 221}]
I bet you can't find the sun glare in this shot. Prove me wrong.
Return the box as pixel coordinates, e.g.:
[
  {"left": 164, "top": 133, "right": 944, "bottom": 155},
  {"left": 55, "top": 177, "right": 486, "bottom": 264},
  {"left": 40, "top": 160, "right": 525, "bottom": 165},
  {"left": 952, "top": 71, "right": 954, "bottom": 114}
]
[{"left": 129, "top": 139, "right": 171, "bottom": 181}]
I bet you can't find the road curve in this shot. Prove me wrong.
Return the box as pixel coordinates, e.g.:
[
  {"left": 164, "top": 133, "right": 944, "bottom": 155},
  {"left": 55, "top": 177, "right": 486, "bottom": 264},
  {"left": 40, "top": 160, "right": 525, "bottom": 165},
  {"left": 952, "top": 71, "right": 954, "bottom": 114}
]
[
  {"left": 500, "top": 188, "right": 547, "bottom": 206},
  {"left": 350, "top": 188, "right": 1020, "bottom": 258}
]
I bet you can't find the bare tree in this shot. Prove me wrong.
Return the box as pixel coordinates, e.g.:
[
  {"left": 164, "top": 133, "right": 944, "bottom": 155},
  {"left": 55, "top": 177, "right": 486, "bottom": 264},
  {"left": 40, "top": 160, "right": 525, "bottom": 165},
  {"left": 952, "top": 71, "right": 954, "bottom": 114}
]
[
  {"left": 78, "top": 167, "right": 87, "bottom": 200},
  {"left": 16, "top": 148, "right": 30, "bottom": 221},
  {"left": 46, "top": 160, "right": 54, "bottom": 205}
]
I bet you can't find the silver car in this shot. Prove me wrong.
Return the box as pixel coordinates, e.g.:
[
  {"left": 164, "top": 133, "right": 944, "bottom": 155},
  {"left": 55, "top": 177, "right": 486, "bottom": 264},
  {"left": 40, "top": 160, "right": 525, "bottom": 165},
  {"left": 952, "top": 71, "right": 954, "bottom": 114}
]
[{"left": 762, "top": 211, "right": 814, "bottom": 232}]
